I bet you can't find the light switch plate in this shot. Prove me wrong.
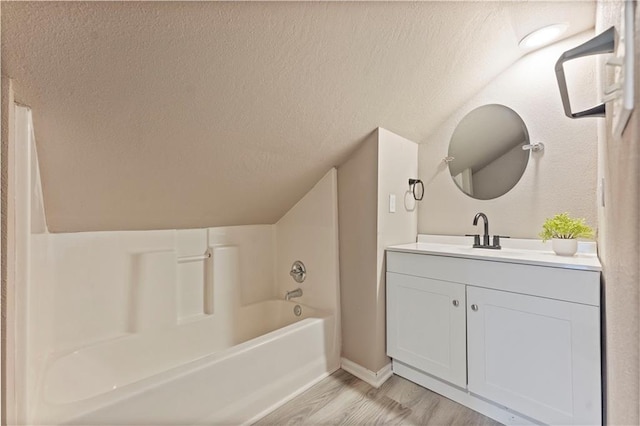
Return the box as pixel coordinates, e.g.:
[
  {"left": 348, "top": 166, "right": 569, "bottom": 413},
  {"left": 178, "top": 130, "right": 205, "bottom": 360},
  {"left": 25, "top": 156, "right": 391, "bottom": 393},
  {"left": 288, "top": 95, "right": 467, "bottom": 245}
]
[{"left": 389, "top": 194, "right": 396, "bottom": 213}]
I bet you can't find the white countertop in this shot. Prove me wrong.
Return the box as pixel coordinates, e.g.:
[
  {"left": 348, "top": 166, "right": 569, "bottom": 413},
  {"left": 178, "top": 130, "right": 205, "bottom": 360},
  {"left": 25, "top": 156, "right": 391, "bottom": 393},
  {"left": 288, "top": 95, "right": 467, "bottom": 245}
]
[{"left": 387, "top": 235, "right": 601, "bottom": 272}]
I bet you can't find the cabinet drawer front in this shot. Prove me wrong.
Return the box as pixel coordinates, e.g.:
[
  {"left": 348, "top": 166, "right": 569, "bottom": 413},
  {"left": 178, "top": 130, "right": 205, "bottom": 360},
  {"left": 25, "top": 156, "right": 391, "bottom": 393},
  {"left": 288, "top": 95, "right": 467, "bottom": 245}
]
[
  {"left": 467, "top": 286, "right": 601, "bottom": 425},
  {"left": 386, "top": 272, "right": 466, "bottom": 388},
  {"left": 386, "top": 251, "right": 600, "bottom": 306}
]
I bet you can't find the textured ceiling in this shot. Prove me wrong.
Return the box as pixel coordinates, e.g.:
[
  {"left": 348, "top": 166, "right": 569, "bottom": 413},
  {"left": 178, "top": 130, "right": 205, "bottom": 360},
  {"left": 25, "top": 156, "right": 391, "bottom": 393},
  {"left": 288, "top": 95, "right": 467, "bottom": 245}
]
[{"left": 1, "top": 1, "right": 595, "bottom": 232}]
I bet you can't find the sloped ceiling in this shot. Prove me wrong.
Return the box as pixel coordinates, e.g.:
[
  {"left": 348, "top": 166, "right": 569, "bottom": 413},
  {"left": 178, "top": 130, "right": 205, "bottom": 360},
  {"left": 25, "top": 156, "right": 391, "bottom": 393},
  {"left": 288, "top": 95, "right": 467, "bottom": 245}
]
[{"left": 1, "top": 1, "right": 595, "bottom": 232}]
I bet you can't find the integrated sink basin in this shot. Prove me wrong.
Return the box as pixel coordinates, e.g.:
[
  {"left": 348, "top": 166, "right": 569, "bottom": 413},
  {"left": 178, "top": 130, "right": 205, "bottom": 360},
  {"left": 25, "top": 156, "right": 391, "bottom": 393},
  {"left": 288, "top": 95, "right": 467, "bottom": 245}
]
[{"left": 387, "top": 234, "right": 601, "bottom": 272}]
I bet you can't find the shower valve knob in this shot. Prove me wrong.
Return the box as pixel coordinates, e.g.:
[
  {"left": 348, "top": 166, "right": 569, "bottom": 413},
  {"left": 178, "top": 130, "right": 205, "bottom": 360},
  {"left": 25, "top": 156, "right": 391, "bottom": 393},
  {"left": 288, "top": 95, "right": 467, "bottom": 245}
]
[{"left": 289, "top": 260, "right": 306, "bottom": 283}]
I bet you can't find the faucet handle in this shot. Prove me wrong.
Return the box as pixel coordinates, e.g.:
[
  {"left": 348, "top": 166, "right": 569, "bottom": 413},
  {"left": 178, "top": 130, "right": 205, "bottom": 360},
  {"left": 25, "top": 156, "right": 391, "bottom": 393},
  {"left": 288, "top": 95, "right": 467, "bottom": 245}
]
[
  {"left": 492, "top": 235, "right": 510, "bottom": 248},
  {"left": 465, "top": 234, "right": 481, "bottom": 246}
]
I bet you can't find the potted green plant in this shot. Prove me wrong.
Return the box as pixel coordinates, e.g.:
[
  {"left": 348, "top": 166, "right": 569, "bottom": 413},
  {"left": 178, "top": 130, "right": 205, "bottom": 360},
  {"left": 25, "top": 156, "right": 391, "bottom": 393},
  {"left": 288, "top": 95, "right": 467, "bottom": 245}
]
[{"left": 540, "top": 212, "right": 594, "bottom": 256}]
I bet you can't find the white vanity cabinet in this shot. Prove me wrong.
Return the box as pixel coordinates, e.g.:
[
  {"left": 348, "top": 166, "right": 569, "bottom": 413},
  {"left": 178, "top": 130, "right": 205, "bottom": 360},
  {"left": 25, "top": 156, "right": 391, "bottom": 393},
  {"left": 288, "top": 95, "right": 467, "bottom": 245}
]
[
  {"left": 386, "top": 273, "right": 466, "bottom": 388},
  {"left": 386, "top": 244, "right": 602, "bottom": 426},
  {"left": 466, "top": 287, "right": 601, "bottom": 425}
]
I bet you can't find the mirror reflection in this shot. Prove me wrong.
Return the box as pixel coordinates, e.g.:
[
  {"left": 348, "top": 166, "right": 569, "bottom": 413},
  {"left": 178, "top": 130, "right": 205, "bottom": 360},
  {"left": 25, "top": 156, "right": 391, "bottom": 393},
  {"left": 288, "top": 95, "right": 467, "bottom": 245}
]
[{"left": 448, "top": 104, "right": 529, "bottom": 200}]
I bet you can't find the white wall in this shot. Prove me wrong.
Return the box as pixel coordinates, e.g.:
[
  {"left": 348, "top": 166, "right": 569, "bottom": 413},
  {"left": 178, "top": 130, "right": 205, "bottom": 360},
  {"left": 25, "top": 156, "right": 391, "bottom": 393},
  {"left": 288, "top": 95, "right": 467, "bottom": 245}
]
[
  {"left": 376, "top": 128, "right": 418, "bottom": 370},
  {"left": 418, "top": 31, "right": 598, "bottom": 238},
  {"left": 338, "top": 132, "right": 379, "bottom": 371},
  {"left": 338, "top": 128, "right": 418, "bottom": 374},
  {"left": 596, "top": 1, "right": 640, "bottom": 424},
  {"left": 377, "top": 128, "right": 419, "bottom": 251}
]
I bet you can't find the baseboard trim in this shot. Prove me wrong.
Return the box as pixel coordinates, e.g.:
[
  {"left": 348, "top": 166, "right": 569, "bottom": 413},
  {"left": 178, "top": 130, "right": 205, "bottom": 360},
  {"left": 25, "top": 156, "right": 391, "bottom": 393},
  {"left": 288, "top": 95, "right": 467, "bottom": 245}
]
[{"left": 340, "top": 358, "right": 392, "bottom": 388}]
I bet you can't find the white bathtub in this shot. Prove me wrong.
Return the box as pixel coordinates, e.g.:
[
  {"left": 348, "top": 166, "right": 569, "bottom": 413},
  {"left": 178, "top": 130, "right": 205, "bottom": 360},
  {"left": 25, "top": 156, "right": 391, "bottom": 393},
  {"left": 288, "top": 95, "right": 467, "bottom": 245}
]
[{"left": 33, "top": 300, "right": 339, "bottom": 425}]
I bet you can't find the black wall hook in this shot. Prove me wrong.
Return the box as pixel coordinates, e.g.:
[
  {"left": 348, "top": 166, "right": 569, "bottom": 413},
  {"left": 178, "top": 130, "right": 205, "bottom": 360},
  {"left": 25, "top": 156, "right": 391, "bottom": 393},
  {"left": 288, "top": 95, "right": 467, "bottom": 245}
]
[{"left": 408, "top": 179, "right": 424, "bottom": 201}]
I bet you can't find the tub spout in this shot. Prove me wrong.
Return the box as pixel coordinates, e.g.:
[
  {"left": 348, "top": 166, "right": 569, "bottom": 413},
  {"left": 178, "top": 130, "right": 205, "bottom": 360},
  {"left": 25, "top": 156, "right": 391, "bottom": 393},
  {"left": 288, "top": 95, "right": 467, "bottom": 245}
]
[{"left": 285, "top": 288, "right": 303, "bottom": 301}]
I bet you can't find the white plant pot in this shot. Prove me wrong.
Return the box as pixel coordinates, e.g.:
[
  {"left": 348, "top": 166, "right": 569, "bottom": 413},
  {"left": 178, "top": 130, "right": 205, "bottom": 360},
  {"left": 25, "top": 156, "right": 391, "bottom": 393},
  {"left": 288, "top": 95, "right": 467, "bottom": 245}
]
[{"left": 552, "top": 238, "right": 578, "bottom": 256}]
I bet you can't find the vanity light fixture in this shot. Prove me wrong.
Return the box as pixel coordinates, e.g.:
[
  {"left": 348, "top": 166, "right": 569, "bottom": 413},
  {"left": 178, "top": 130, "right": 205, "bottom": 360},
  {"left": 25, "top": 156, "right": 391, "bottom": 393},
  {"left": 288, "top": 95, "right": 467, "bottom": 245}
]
[{"left": 519, "top": 23, "right": 568, "bottom": 49}]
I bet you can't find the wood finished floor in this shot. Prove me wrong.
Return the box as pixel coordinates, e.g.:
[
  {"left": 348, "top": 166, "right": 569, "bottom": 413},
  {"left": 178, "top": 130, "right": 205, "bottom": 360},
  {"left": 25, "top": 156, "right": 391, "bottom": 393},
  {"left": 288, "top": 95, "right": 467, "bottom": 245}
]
[{"left": 254, "top": 369, "right": 503, "bottom": 425}]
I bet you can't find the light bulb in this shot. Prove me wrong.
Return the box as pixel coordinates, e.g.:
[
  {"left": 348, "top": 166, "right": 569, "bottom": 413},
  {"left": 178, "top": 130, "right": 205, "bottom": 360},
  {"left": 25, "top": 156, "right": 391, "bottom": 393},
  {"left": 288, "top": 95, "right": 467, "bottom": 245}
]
[{"left": 519, "top": 23, "right": 568, "bottom": 49}]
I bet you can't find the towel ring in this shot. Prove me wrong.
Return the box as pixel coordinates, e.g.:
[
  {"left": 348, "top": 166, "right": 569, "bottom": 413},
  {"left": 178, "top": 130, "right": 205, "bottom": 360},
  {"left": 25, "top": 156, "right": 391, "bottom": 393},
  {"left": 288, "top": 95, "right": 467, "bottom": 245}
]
[{"left": 408, "top": 179, "right": 424, "bottom": 201}]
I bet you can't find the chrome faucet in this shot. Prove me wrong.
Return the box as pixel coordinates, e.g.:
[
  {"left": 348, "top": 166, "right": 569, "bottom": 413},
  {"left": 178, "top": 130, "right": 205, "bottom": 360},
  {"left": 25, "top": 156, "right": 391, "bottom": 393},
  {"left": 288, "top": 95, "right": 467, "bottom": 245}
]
[{"left": 285, "top": 288, "right": 303, "bottom": 301}]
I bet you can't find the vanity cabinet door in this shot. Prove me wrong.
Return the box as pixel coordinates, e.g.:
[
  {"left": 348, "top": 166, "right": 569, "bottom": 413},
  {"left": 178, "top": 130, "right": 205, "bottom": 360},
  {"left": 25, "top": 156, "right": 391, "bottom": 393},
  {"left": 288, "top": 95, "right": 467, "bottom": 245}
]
[
  {"left": 467, "top": 286, "right": 601, "bottom": 426},
  {"left": 386, "top": 272, "right": 466, "bottom": 388}
]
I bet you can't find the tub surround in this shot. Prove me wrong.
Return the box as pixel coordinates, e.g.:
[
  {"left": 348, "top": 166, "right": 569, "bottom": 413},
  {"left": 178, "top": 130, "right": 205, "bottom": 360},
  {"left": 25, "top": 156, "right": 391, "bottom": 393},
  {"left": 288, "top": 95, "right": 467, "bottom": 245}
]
[
  {"left": 276, "top": 169, "right": 340, "bottom": 314},
  {"left": 11, "top": 112, "right": 341, "bottom": 426},
  {"left": 26, "top": 225, "right": 340, "bottom": 425}
]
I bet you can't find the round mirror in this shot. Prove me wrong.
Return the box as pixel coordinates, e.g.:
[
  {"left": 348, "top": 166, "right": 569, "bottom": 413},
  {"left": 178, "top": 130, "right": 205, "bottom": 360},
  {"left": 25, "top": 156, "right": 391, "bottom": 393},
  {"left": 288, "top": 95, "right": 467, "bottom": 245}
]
[{"left": 447, "top": 104, "right": 529, "bottom": 200}]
